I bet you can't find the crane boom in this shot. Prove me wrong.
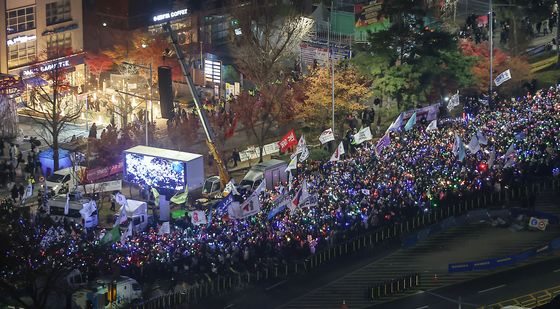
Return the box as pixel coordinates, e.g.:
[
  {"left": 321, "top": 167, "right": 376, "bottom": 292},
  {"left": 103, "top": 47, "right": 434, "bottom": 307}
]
[{"left": 163, "top": 22, "right": 230, "bottom": 186}]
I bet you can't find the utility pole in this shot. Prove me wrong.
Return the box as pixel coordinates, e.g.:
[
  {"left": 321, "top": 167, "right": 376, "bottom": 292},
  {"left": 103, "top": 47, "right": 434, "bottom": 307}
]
[
  {"left": 330, "top": 0, "right": 335, "bottom": 136},
  {"left": 489, "top": 0, "right": 493, "bottom": 107},
  {"left": 557, "top": 1, "right": 560, "bottom": 65}
]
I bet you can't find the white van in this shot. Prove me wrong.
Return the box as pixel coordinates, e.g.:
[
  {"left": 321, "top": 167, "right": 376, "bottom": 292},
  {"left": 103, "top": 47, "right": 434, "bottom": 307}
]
[
  {"left": 47, "top": 192, "right": 98, "bottom": 229},
  {"left": 45, "top": 166, "right": 86, "bottom": 195}
]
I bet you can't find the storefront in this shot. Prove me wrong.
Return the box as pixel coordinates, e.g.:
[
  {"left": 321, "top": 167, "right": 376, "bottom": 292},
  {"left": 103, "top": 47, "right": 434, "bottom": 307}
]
[{"left": 10, "top": 52, "right": 86, "bottom": 111}]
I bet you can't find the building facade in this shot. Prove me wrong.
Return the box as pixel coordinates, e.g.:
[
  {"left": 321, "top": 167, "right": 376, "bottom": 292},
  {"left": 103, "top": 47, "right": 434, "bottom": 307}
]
[{"left": 1, "top": 0, "right": 84, "bottom": 81}]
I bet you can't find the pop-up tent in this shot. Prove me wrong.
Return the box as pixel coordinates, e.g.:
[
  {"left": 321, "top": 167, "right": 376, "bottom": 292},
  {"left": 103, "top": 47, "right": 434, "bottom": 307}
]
[{"left": 38, "top": 147, "right": 72, "bottom": 177}]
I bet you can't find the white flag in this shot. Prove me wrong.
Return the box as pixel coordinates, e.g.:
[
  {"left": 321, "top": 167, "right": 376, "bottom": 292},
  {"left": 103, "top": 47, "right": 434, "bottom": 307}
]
[
  {"left": 426, "top": 119, "right": 438, "bottom": 132},
  {"left": 64, "top": 193, "right": 70, "bottom": 215},
  {"left": 503, "top": 156, "right": 515, "bottom": 168},
  {"left": 504, "top": 143, "right": 516, "bottom": 159},
  {"left": 121, "top": 221, "right": 133, "bottom": 244},
  {"left": 467, "top": 135, "right": 480, "bottom": 154},
  {"left": 319, "top": 128, "right": 335, "bottom": 144},
  {"left": 447, "top": 91, "right": 460, "bottom": 110},
  {"left": 114, "top": 205, "right": 128, "bottom": 227},
  {"left": 225, "top": 180, "right": 240, "bottom": 195},
  {"left": 299, "top": 146, "right": 309, "bottom": 162},
  {"left": 239, "top": 192, "right": 261, "bottom": 218},
  {"left": 386, "top": 114, "right": 403, "bottom": 133},
  {"left": 353, "top": 127, "right": 373, "bottom": 145},
  {"left": 494, "top": 69, "right": 512, "bottom": 87},
  {"left": 292, "top": 135, "right": 307, "bottom": 158},
  {"left": 158, "top": 221, "right": 171, "bottom": 235},
  {"left": 115, "top": 192, "right": 128, "bottom": 206},
  {"left": 286, "top": 155, "right": 298, "bottom": 172},
  {"left": 488, "top": 148, "right": 496, "bottom": 168},
  {"left": 288, "top": 171, "right": 293, "bottom": 192},
  {"left": 80, "top": 201, "right": 97, "bottom": 219},
  {"left": 190, "top": 210, "right": 208, "bottom": 225},
  {"left": 476, "top": 130, "right": 488, "bottom": 145},
  {"left": 330, "top": 142, "right": 345, "bottom": 161}
]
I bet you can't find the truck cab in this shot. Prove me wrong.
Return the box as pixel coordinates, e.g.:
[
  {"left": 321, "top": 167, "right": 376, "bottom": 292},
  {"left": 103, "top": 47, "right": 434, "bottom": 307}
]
[
  {"left": 240, "top": 159, "right": 287, "bottom": 191},
  {"left": 116, "top": 200, "right": 149, "bottom": 233},
  {"left": 45, "top": 166, "right": 86, "bottom": 195},
  {"left": 202, "top": 176, "right": 224, "bottom": 199}
]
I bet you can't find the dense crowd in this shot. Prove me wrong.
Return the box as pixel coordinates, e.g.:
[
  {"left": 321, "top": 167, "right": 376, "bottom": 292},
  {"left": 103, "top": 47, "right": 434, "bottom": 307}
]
[{"left": 2, "top": 86, "right": 560, "bottom": 287}]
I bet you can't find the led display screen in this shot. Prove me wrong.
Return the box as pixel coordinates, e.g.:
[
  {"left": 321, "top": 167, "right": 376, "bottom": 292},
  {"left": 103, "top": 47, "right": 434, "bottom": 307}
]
[{"left": 124, "top": 153, "right": 185, "bottom": 190}]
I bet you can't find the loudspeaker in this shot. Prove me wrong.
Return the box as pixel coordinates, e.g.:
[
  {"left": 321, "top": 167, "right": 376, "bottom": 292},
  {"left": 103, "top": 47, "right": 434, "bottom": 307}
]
[{"left": 158, "top": 66, "right": 174, "bottom": 119}]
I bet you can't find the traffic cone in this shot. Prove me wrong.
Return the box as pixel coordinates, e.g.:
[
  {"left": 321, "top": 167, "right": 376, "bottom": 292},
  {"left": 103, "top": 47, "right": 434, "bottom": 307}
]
[
  {"left": 433, "top": 274, "right": 438, "bottom": 282},
  {"left": 341, "top": 300, "right": 348, "bottom": 309}
]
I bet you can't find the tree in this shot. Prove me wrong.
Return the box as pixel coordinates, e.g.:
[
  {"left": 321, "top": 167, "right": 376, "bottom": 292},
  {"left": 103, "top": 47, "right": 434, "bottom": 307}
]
[
  {"left": 460, "top": 40, "right": 533, "bottom": 95},
  {"left": 355, "top": 0, "right": 473, "bottom": 110},
  {"left": 233, "top": 78, "right": 298, "bottom": 161},
  {"left": 231, "top": 0, "right": 312, "bottom": 161},
  {"left": 103, "top": 31, "right": 183, "bottom": 83},
  {"left": 298, "top": 64, "right": 370, "bottom": 131},
  {"left": 0, "top": 199, "right": 84, "bottom": 308},
  {"left": 25, "top": 50, "right": 83, "bottom": 171},
  {"left": 84, "top": 52, "right": 114, "bottom": 90}
]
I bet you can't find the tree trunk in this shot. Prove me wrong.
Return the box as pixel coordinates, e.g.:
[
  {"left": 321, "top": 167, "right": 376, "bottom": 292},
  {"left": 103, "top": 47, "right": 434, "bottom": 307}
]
[
  {"left": 259, "top": 144, "right": 264, "bottom": 163},
  {"left": 53, "top": 136, "right": 59, "bottom": 171}
]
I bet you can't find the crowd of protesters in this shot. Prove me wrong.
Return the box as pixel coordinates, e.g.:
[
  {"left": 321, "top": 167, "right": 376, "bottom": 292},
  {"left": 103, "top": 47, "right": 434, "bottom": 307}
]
[{"left": 2, "top": 86, "right": 560, "bottom": 287}]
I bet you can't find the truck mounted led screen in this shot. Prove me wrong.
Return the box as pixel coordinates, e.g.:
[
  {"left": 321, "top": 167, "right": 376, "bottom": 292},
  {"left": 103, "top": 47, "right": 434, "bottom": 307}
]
[{"left": 124, "top": 153, "right": 185, "bottom": 190}]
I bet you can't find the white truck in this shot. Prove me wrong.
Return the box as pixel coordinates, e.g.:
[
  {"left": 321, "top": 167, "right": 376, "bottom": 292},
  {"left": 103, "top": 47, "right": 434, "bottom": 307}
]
[
  {"left": 71, "top": 276, "right": 142, "bottom": 309},
  {"left": 116, "top": 199, "right": 149, "bottom": 233},
  {"left": 123, "top": 145, "right": 223, "bottom": 200},
  {"left": 47, "top": 191, "right": 98, "bottom": 229},
  {"left": 45, "top": 166, "right": 122, "bottom": 195},
  {"left": 240, "top": 159, "right": 288, "bottom": 191}
]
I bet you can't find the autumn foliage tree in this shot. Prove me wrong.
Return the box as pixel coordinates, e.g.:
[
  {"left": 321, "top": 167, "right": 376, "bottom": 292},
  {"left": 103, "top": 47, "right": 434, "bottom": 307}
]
[
  {"left": 84, "top": 52, "right": 114, "bottom": 89},
  {"left": 460, "top": 40, "right": 533, "bottom": 95},
  {"left": 298, "top": 64, "right": 370, "bottom": 131}
]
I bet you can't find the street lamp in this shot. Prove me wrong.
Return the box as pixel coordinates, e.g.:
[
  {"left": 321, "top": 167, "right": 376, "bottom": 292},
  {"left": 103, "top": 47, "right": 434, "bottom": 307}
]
[{"left": 121, "top": 61, "right": 154, "bottom": 146}]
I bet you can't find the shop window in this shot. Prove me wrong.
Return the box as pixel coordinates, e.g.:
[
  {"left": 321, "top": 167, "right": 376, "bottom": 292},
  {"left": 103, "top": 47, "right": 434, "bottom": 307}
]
[
  {"left": 47, "top": 32, "right": 72, "bottom": 58},
  {"left": 46, "top": 0, "right": 71, "bottom": 26},
  {"left": 8, "top": 40, "right": 36, "bottom": 69},
  {"left": 6, "top": 6, "right": 35, "bottom": 34}
]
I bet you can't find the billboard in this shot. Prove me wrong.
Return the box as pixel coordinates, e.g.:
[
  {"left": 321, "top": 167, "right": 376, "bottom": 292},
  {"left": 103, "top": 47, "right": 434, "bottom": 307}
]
[{"left": 124, "top": 153, "right": 185, "bottom": 190}]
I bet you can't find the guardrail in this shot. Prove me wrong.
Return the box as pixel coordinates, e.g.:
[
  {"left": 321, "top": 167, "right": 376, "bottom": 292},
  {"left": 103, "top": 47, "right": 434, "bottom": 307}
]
[
  {"left": 369, "top": 274, "right": 420, "bottom": 300},
  {"left": 132, "top": 177, "right": 560, "bottom": 309}
]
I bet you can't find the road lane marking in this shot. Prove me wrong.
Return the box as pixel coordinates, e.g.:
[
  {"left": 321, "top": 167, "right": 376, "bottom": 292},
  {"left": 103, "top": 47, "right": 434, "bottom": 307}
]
[
  {"left": 478, "top": 284, "right": 507, "bottom": 293},
  {"left": 415, "top": 306, "right": 429, "bottom": 309},
  {"left": 553, "top": 268, "right": 560, "bottom": 273},
  {"left": 265, "top": 280, "right": 287, "bottom": 291}
]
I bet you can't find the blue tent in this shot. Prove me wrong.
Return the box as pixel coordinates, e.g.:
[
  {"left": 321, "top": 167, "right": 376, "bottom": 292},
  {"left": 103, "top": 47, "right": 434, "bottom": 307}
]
[{"left": 38, "top": 147, "right": 72, "bottom": 177}]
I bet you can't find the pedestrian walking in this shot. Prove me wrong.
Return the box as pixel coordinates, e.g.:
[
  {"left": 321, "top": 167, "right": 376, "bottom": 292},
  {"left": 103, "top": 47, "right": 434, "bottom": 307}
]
[
  {"left": 231, "top": 148, "right": 240, "bottom": 168},
  {"left": 11, "top": 184, "right": 19, "bottom": 202}
]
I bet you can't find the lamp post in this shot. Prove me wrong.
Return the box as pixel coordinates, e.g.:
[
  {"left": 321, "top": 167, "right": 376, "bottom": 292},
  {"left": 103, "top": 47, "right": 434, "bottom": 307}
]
[
  {"left": 122, "top": 61, "right": 154, "bottom": 145},
  {"left": 489, "top": 0, "right": 493, "bottom": 107}
]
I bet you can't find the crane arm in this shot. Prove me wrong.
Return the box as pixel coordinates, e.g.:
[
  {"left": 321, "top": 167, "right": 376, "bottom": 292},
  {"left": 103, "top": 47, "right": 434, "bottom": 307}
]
[{"left": 163, "top": 22, "right": 230, "bottom": 186}]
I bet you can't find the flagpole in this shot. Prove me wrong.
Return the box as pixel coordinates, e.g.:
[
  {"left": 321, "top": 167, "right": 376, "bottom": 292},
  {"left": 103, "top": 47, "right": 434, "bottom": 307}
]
[
  {"left": 489, "top": 0, "right": 493, "bottom": 106},
  {"left": 330, "top": 0, "right": 335, "bottom": 137}
]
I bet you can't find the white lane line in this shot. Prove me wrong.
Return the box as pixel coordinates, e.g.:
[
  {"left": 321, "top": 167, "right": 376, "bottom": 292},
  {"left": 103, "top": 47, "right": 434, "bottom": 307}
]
[
  {"left": 416, "top": 306, "right": 429, "bottom": 309},
  {"left": 478, "top": 284, "right": 507, "bottom": 294},
  {"left": 265, "top": 280, "right": 287, "bottom": 291},
  {"left": 553, "top": 268, "right": 560, "bottom": 273}
]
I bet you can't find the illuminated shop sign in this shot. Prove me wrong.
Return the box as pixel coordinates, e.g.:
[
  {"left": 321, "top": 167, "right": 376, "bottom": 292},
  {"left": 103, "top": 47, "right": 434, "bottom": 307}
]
[
  {"left": 7, "top": 35, "right": 36, "bottom": 46},
  {"left": 204, "top": 59, "right": 221, "bottom": 84},
  {"left": 19, "top": 53, "right": 85, "bottom": 77},
  {"left": 152, "top": 9, "right": 188, "bottom": 22}
]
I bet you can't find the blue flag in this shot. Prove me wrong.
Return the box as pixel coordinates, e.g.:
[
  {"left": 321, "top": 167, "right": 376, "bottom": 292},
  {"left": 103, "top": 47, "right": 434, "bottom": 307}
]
[
  {"left": 267, "top": 205, "right": 287, "bottom": 220},
  {"left": 216, "top": 194, "right": 234, "bottom": 215},
  {"left": 404, "top": 112, "right": 417, "bottom": 131}
]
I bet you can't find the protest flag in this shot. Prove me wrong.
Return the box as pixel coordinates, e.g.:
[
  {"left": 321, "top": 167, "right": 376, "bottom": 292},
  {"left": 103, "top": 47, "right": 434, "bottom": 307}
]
[
  {"left": 375, "top": 134, "right": 391, "bottom": 155},
  {"left": 286, "top": 155, "right": 298, "bottom": 172},
  {"left": 330, "top": 142, "right": 345, "bottom": 162},
  {"left": 319, "top": 128, "right": 335, "bottom": 144},
  {"left": 404, "top": 112, "right": 417, "bottom": 131},
  {"left": 278, "top": 129, "right": 298, "bottom": 153},
  {"left": 100, "top": 227, "right": 121, "bottom": 245},
  {"left": 426, "top": 119, "right": 437, "bottom": 132},
  {"left": 170, "top": 185, "right": 189, "bottom": 205},
  {"left": 386, "top": 114, "right": 403, "bottom": 133}
]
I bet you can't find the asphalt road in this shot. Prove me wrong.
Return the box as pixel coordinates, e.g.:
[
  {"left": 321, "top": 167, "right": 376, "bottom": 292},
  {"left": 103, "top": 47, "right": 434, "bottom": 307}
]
[{"left": 373, "top": 255, "right": 560, "bottom": 309}]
